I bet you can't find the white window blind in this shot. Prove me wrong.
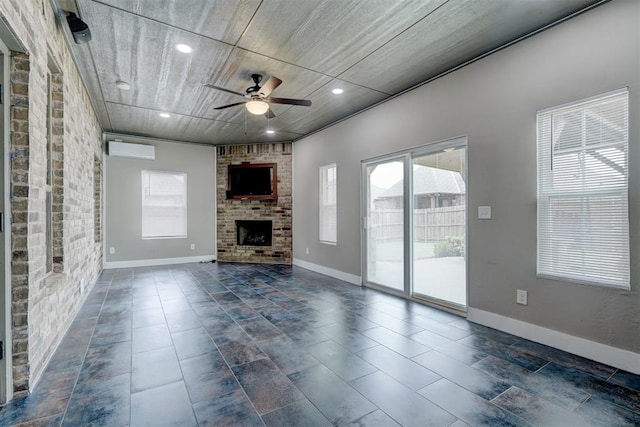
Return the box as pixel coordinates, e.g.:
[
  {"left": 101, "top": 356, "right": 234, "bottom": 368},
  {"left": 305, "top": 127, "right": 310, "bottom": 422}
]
[
  {"left": 537, "top": 89, "right": 629, "bottom": 288},
  {"left": 142, "top": 170, "right": 187, "bottom": 239},
  {"left": 319, "top": 164, "right": 337, "bottom": 244}
]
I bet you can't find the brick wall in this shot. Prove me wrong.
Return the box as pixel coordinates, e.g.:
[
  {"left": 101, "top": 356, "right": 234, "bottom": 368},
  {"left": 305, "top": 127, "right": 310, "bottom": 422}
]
[
  {"left": 9, "top": 52, "right": 30, "bottom": 395},
  {"left": 1, "top": 0, "right": 104, "bottom": 395},
  {"left": 217, "top": 143, "right": 292, "bottom": 264}
]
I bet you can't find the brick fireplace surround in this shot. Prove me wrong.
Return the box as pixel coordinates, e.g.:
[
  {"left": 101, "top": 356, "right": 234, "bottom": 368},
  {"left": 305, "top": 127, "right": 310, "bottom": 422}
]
[{"left": 216, "top": 143, "right": 292, "bottom": 264}]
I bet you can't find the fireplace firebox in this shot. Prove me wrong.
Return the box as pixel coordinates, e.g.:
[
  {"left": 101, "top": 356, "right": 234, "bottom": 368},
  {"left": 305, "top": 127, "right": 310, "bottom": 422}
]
[{"left": 236, "top": 220, "right": 273, "bottom": 246}]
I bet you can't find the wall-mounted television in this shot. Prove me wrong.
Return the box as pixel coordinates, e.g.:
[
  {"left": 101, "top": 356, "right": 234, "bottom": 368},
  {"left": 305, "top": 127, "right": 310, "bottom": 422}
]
[{"left": 227, "top": 162, "right": 277, "bottom": 200}]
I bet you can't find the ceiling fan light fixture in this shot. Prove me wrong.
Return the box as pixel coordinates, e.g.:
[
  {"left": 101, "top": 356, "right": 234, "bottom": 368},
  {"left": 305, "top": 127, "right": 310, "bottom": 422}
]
[{"left": 246, "top": 100, "right": 269, "bottom": 115}]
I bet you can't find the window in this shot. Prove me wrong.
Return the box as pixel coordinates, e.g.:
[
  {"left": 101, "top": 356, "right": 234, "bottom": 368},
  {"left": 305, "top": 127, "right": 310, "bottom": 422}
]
[
  {"left": 141, "top": 170, "right": 187, "bottom": 239},
  {"left": 319, "top": 164, "right": 337, "bottom": 244},
  {"left": 94, "top": 156, "right": 102, "bottom": 243},
  {"left": 537, "top": 89, "right": 629, "bottom": 288},
  {"left": 45, "top": 57, "right": 64, "bottom": 275},
  {"left": 45, "top": 71, "right": 53, "bottom": 273}
]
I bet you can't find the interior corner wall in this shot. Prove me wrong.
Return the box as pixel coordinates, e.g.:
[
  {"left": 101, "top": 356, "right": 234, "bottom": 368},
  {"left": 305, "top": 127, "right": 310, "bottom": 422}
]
[
  {"left": 104, "top": 136, "right": 216, "bottom": 267},
  {"left": 293, "top": 0, "right": 640, "bottom": 355},
  {"left": 0, "top": 1, "right": 104, "bottom": 395}
]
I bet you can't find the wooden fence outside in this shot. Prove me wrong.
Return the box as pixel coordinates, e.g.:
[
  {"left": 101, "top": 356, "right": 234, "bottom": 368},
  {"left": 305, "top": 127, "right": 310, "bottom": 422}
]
[{"left": 369, "top": 206, "right": 465, "bottom": 242}]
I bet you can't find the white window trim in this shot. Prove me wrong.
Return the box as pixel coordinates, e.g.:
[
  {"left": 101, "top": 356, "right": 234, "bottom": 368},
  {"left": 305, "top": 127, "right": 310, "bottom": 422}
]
[
  {"left": 141, "top": 170, "right": 188, "bottom": 240},
  {"left": 319, "top": 163, "right": 337, "bottom": 245},
  {"left": 536, "top": 88, "right": 629, "bottom": 289}
]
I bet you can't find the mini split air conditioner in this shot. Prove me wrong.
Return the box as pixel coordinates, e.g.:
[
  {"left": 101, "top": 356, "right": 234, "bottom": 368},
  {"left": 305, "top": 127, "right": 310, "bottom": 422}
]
[{"left": 107, "top": 141, "right": 155, "bottom": 160}]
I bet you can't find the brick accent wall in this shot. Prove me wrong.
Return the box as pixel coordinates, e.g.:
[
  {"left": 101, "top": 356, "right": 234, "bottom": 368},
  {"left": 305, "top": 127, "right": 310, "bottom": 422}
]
[
  {"left": 1, "top": 0, "right": 104, "bottom": 396},
  {"left": 217, "top": 143, "right": 292, "bottom": 264},
  {"left": 10, "top": 52, "right": 30, "bottom": 395}
]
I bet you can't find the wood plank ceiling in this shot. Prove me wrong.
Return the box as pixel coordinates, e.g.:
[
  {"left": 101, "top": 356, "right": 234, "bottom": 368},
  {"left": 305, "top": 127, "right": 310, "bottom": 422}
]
[{"left": 56, "top": 0, "right": 603, "bottom": 145}]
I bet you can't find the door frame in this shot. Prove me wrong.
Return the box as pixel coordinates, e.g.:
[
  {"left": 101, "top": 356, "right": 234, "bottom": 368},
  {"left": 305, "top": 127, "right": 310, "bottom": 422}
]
[{"left": 361, "top": 136, "right": 468, "bottom": 314}]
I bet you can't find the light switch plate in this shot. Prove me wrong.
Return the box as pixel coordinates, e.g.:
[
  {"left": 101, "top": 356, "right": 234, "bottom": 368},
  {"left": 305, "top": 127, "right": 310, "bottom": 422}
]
[
  {"left": 517, "top": 289, "right": 528, "bottom": 305},
  {"left": 478, "top": 206, "right": 492, "bottom": 220}
]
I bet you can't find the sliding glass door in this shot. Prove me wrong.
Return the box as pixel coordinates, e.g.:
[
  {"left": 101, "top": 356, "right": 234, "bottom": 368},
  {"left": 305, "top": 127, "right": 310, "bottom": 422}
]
[
  {"left": 362, "top": 138, "right": 467, "bottom": 310},
  {"left": 364, "top": 158, "right": 405, "bottom": 292},
  {"left": 412, "top": 146, "right": 466, "bottom": 306}
]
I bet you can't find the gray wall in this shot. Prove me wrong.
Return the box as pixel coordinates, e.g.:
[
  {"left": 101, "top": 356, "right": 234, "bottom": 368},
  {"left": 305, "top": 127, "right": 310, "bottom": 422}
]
[
  {"left": 105, "top": 135, "right": 216, "bottom": 263},
  {"left": 293, "top": 0, "right": 639, "bottom": 352}
]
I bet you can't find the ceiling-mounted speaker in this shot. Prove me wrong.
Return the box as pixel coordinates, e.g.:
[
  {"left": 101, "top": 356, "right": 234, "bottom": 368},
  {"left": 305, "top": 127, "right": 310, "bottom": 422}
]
[{"left": 66, "top": 12, "right": 92, "bottom": 44}]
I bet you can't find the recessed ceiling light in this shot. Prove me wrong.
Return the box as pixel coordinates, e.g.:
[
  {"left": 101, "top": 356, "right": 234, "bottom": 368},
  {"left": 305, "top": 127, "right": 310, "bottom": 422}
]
[
  {"left": 159, "top": 113, "right": 171, "bottom": 118},
  {"left": 266, "top": 129, "right": 275, "bottom": 135},
  {"left": 443, "top": 147, "right": 456, "bottom": 153},
  {"left": 115, "top": 80, "right": 131, "bottom": 90},
  {"left": 332, "top": 88, "right": 344, "bottom": 95},
  {"left": 176, "top": 44, "right": 192, "bottom": 53}
]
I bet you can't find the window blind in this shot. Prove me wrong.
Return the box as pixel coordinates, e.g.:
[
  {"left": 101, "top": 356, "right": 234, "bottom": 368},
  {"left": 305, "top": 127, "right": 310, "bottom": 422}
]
[
  {"left": 319, "top": 164, "right": 337, "bottom": 244},
  {"left": 537, "top": 89, "right": 629, "bottom": 288},
  {"left": 142, "top": 170, "right": 187, "bottom": 239}
]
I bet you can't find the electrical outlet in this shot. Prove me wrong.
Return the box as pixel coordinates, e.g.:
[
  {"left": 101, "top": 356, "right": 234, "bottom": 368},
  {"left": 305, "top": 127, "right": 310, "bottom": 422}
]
[
  {"left": 190, "top": 243, "right": 196, "bottom": 250},
  {"left": 305, "top": 248, "right": 309, "bottom": 255},
  {"left": 516, "top": 289, "right": 528, "bottom": 305},
  {"left": 109, "top": 247, "right": 115, "bottom": 254}
]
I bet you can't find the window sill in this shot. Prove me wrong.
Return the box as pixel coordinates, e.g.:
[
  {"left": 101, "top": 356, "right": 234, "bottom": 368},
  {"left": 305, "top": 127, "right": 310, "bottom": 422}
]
[{"left": 537, "top": 273, "right": 630, "bottom": 291}]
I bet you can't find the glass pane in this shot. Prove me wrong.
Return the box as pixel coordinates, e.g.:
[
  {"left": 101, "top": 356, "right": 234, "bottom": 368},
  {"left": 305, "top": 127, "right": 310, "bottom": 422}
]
[
  {"left": 46, "top": 190, "right": 52, "bottom": 273},
  {"left": 366, "top": 160, "right": 404, "bottom": 291},
  {"left": 412, "top": 148, "right": 466, "bottom": 305},
  {"left": 319, "top": 164, "right": 337, "bottom": 243}
]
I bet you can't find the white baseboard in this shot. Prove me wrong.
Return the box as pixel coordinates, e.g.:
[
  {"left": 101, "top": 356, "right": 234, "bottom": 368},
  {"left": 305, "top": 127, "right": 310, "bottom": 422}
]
[
  {"left": 105, "top": 255, "right": 216, "bottom": 269},
  {"left": 467, "top": 307, "right": 640, "bottom": 375},
  {"left": 292, "top": 258, "right": 361, "bottom": 286}
]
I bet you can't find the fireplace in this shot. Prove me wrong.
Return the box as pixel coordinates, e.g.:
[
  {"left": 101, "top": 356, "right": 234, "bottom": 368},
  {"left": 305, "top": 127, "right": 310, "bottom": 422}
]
[{"left": 236, "top": 220, "right": 273, "bottom": 246}]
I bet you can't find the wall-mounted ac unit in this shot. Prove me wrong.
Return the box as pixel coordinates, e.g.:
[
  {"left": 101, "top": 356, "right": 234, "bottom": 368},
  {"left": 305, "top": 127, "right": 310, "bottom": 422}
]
[{"left": 108, "top": 140, "right": 155, "bottom": 160}]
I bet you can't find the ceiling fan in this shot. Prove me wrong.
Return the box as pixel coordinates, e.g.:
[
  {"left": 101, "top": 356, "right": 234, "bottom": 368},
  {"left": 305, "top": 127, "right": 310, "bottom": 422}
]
[{"left": 205, "top": 74, "right": 312, "bottom": 118}]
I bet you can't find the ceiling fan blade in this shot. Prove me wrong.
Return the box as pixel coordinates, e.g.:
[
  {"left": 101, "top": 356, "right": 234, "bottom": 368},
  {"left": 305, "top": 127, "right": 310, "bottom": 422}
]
[
  {"left": 265, "top": 109, "right": 276, "bottom": 119},
  {"left": 213, "top": 101, "right": 247, "bottom": 110},
  {"left": 266, "top": 97, "right": 312, "bottom": 107},
  {"left": 258, "top": 76, "right": 283, "bottom": 97},
  {"left": 204, "top": 84, "right": 246, "bottom": 97}
]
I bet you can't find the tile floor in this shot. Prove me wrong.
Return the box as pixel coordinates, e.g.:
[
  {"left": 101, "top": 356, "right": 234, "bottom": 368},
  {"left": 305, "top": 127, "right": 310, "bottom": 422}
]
[{"left": 0, "top": 262, "right": 638, "bottom": 426}]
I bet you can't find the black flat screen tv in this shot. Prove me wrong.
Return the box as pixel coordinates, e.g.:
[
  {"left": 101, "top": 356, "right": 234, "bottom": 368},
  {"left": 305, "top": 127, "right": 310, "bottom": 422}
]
[{"left": 227, "top": 163, "right": 277, "bottom": 200}]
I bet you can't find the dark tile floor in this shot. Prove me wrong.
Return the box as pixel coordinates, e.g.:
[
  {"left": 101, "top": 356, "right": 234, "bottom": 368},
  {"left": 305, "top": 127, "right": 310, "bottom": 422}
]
[{"left": 1, "top": 262, "right": 639, "bottom": 426}]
